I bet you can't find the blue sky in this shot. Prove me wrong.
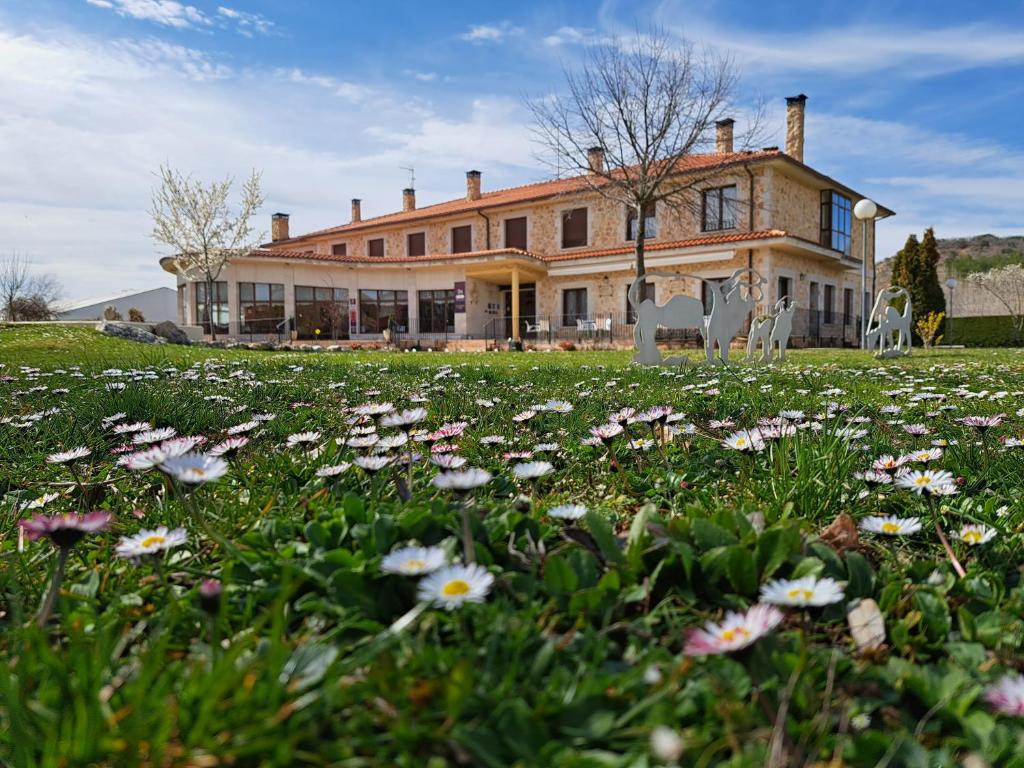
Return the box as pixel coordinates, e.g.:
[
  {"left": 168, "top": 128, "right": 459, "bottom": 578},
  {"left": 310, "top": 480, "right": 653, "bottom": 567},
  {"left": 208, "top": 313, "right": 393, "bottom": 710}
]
[{"left": 2, "top": 0, "right": 1023, "bottom": 299}]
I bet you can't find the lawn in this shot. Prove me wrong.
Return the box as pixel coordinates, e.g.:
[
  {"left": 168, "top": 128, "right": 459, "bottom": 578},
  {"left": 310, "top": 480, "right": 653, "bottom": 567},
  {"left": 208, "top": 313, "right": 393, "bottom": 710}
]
[{"left": 3, "top": 324, "right": 1024, "bottom": 767}]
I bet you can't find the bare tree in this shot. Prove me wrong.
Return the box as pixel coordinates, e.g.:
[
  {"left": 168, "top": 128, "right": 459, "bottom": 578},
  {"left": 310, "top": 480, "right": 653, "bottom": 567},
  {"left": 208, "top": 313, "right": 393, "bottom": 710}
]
[
  {"left": 528, "top": 27, "right": 762, "bottom": 284},
  {"left": 150, "top": 165, "right": 265, "bottom": 339},
  {"left": 0, "top": 252, "right": 62, "bottom": 321},
  {"left": 967, "top": 264, "right": 1024, "bottom": 342}
]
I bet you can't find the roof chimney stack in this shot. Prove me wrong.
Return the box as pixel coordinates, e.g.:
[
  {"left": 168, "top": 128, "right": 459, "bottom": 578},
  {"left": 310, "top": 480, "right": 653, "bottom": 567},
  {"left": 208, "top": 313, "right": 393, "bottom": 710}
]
[
  {"left": 350, "top": 198, "right": 362, "bottom": 223},
  {"left": 271, "top": 212, "right": 289, "bottom": 242},
  {"left": 715, "top": 118, "right": 735, "bottom": 154},
  {"left": 586, "top": 147, "right": 605, "bottom": 174},
  {"left": 402, "top": 188, "right": 416, "bottom": 212},
  {"left": 465, "top": 170, "right": 481, "bottom": 201},
  {"left": 785, "top": 94, "right": 807, "bottom": 163}
]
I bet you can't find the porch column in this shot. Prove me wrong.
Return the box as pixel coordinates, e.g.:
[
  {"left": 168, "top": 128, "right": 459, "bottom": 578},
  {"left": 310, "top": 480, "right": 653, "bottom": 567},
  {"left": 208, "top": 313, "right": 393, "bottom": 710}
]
[{"left": 511, "top": 267, "right": 520, "bottom": 341}]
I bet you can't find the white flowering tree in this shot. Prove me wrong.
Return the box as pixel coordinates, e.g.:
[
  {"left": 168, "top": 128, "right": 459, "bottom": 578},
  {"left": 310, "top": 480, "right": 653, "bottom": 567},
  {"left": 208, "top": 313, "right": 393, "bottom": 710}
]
[
  {"left": 149, "top": 166, "right": 265, "bottom": 339},
  {"left": 967, "top": 263, "right": 1024, "bottom": 343}
]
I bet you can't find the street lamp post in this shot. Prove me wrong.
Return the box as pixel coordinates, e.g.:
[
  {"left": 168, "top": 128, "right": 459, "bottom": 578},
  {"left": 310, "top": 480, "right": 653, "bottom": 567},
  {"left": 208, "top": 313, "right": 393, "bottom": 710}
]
[
  {"left": 946, "top": 277, "right": 958, "bottom": 345},
  {"left": 853, "top": 199, "right": 879, "bottom": 349}
]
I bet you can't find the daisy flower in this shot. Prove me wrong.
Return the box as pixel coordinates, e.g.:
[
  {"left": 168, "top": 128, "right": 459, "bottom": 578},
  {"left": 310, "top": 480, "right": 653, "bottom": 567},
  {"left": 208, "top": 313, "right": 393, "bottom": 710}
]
[
  {"left": 119, "top": 446, "right": 167, "bottom": 471},
  {"left": 960, "top": 415, "right": 1004, "bottom": 432},
  {"left": 159, "top": 454, "right": 229, "bottom": 484},
  {"left": 895, "top": 469, "right": 957, "bottom": 495},
  {"left": 546, "top": 503, "right": 588, "bottom": 521},
  {"left": 417, "top": 563, "right": 494, "bottom": 610},
  {"left": 353, "top": 455, "right": 393, "bottom": 473},
  {"left": 115, "top": 526, "right": 188, "bottom": 560},
  {"left": 683, "top": 604, "right": 784, "bottom": 656},
  {"left": 854, "top": 470, "right": 893, "bottom": 486},
  {"left": 381, "top": 545, "right": 447, "bottom": 575},
  {"left": 985, "top": 674, "right": 1024, "bottom": 716},
  {"left": 760, "top": 576, "right": 845, "bottom": 607},
  {"left": 315, "top": 462, "right": 351, "bottom": 477},
  {"left": 133, "top": 427, "right": 177, "bottom": 445},
  {"left": 902, "top": 448, "right": 943, "bottom": 463},
  {"left": 380, "top": 407, "right": 428, "bottom": 430},
  {"left": 208, "top": 436, "right": 249, "bottom": 456},
  {"left": 431, "top": 453, "right": 467, "bottom": 469},
  {"left": 431, "top": 467, "right": 492, "bottom": 492},
  {"left": 958, "top": 524, "right": 997, "bottom": 546},
  {"left": 46, "top": 447, "right": 92, "bottom": 464},
  {"left": 23, "top": 492, "right": 60, "bottom": 510},
  {"left": 286, "top": 431, "right": 322, "bottom": 447},
  {"left": 722, "top": 429, "right": 765, "bottom": 452},
  {"left": 20, "top": 511, "right": 111, "bottom": 548},
  {"left": 859, "top": 515, "right": 922, "bottom": 536},
  {"left": 871, "top": 454, "right": 907, "bottom": 472},
  {"left": 590, "top": 423, "right": 624, "bottom": 443},
  {"left": 512, "top": 461, "right": 554, "bottom": 480},
  {"left": 227, "top": 420, "right": 259, "bottom": 435}
]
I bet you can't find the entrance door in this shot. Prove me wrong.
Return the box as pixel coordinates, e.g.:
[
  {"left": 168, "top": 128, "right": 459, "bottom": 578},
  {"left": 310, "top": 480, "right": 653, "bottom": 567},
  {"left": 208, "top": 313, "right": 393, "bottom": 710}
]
[
  {"left": 809, "top": 281, "right": 820, "bottom": 341},
  {"left": 501, "top": 284, "right": 536, "bottom": 339}
]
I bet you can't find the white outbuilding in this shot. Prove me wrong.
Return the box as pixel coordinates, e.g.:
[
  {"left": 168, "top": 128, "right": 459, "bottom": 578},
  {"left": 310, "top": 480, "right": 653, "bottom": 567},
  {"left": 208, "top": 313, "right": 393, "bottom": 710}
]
[{"left": 55, "top": 287, "right": 178, "bottom": 322}]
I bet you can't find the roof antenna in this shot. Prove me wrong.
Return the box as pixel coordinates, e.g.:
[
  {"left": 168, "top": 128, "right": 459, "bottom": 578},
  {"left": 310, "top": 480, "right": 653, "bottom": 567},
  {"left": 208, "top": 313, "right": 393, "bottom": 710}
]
[{"left": 400, "top": 165, "right": 415, "bottom": 189}]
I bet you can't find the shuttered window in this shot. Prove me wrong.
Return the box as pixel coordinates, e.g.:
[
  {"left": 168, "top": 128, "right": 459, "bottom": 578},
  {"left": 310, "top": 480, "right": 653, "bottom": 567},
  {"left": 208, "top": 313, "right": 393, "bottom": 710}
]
[
  {"left": 367, "top": 238, "right": 385, "bottom": 257},
  {"left": 561, "top": 208, "right": 588, "bottom": 248},
  {"left": 504, "top": 217, "right": 527, "bottom": 250},
  {"left": 407, "top": 232, "right": 425, "bottom": 257},
  {"left": 452, "top": 225, "right": 472, "bottom": 254},
  {"left": 331, "top": 243, "right": 347, "bottom": 256}
]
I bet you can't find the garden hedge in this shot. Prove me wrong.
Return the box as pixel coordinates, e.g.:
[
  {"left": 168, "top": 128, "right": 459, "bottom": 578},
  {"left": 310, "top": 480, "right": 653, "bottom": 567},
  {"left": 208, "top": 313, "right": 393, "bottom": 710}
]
[{"left": 945, "top": 315, "right": 1023, "bottom": 347}]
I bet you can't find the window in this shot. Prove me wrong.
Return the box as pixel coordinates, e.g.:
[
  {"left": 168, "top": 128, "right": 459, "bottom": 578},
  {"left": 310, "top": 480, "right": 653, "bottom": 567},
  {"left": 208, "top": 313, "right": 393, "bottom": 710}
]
[
  {"left": 418, "top": 289, "right": 455, "bottom": 334},
  {"left": 238, "top": 282, "right": 284, "bottom": 334},
  {"left": 626, "top": 282, "right": 655, "bottom": 324},
  {"left": 824, "top": 284, "right": 835, "bottom": 324},
  {"left": 331, "top": 243, "right": 347, "bottom": 256},
  {"left": 820, "top": 190, "right": 852, "bottom": 256},
  {"left": 561, "top": 287, "right": 587, "bottom": 326},
  {"left": 702, "top": 186, "right": 737, "bottom": 231},
  {"left": 561, "top": 208, "right": 588, "bottom": 248},
  {"left": 843, "top": 288, "right": 853, "bottom": 324},
  {"left": 367, "top": 238, "right": 385, "bottom": 258},
  {"left": 504, "top": 217, "right": 527, "bottom": 250},
  {"left": 626, "top": 203, "right": 657, "bottom": 240},
  {"left": 778, "top": 276, "right": 793, "bottom": 302},
  {"left": 702, "top": 279, "right": 724, "bottom": 314},
  {"left": 359, "top": 289, "right": 408, "bottom": 334},
  {"left": 195, "top": 281, "right": 228, "bottom": 335},
  {"left": 295, "top": 286, "right": 348, "bottom": 340},
  {"left": 451, "top": 225, "right": 472, "bottom": 254},
  {"left": 407, "top": 232, "right": 425, "bottom": 257}
]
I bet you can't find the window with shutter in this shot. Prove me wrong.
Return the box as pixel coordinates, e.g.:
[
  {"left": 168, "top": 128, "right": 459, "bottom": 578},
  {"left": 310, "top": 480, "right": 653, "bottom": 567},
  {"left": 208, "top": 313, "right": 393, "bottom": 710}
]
[
  {"left": 367, "top": 238, "right": 384, "bottom": 257},
  {"left": 504, "top": 217, "right": 527, "bottom": 250},
  {"left": 407, "top": 232, "right": 425, "bottom": 257},
  {"left": 561, "top": 208, "right": 588, "bottom": 248},
  {"left": 452, "top": 225, "right": 472, "bottom": 254}
]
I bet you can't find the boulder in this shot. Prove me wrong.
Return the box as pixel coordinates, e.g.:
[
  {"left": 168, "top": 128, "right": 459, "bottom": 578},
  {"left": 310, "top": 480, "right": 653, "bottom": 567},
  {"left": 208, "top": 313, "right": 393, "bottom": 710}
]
[
  {"left": 152, "top": 321, "right": 191, "bottom": 346},
  {"left": 101, "top": 322, "right": 164, "bottom": 344}
]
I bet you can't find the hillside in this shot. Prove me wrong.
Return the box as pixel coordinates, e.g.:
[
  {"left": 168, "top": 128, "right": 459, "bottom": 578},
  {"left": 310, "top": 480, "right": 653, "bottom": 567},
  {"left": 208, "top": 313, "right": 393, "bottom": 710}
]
[{"left": 876, "top": 234, "right": 1024, "bottom": 317}]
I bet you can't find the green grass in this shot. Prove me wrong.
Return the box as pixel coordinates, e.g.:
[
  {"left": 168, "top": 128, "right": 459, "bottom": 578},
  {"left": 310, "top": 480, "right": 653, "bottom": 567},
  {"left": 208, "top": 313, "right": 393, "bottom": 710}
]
[{"left": 3, "top": 324, "right": 1024, "bottom": 766}]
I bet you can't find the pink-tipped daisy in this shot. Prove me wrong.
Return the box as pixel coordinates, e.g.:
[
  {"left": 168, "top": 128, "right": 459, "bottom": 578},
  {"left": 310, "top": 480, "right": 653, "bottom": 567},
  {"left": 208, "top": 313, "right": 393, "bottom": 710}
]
[{"left": 683, "top": 604, "right": 784, "bottom": 656}]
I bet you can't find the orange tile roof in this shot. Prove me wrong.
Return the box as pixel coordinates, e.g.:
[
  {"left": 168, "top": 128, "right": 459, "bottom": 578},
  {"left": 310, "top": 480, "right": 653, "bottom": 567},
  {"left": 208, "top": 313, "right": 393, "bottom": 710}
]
[
  {"left": 240, "top": 230, "right": 792, "bottom": 267},
  {"left": 267, "top": 150, "right": 784, "bottom": 245}
]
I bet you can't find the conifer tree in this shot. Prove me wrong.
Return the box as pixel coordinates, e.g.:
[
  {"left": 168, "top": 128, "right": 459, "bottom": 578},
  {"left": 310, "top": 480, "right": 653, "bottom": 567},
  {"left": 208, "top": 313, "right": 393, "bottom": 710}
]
[
  {"left": 917, "top": 227, "right": 946, "bottom": 319},
  {"left": 889, "top": 233, "right": 919, "bottom": 314}
]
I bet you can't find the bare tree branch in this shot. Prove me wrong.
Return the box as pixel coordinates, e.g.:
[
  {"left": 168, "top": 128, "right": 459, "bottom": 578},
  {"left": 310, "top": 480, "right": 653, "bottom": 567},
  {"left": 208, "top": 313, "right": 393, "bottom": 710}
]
[
  {"left": 0, "top": 252, "right": 62, "bottom": 321},
  {"left": 149, "top": 166, "right": 266, "bottom": 339},
  {"left": 527, "top": 26, "right": 764, "bottom": 278}
]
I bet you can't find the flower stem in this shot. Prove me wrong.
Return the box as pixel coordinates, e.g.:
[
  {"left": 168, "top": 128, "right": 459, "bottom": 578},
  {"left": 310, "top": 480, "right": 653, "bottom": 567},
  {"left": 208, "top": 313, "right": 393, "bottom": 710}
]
[
  {"left": 459, "top": 501, "right": 476, "bottom": 564},
  {"left": 37, "top": 546, "right": 69, "bottom": 628},
  {"left": 934, "top": 519, "right": 966, "bottom": 579}
]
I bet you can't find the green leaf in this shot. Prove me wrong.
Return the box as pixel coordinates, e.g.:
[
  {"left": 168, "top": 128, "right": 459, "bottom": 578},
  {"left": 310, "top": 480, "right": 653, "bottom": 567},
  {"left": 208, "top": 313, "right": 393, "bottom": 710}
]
[
  {"left": 692, "top": 518, "right": 737, "bottom": 551},
  {"left": 585, "top": 509, "right": 624, "bottom": 564},
  {"left": 845, "top": 551, "right": 875, "bottom": 599},
  {"left": 754, "top": 526, "right": 797, "bottom": 581},
  {"left": 726, "top": 545, "right": 758, "bottom": 596},
  {"left": 791, "top": 557, "right": 824, "bottom": 579},
  {"left": 543, "top": 555, "right": 578, "bottom": 595}
]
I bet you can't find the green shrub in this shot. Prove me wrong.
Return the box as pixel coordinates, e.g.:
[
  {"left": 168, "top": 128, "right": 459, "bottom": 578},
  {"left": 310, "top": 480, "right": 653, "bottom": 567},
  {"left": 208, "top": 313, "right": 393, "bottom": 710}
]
[{"left": 944, "top": 315, "right": 1022, "bottom": 347}]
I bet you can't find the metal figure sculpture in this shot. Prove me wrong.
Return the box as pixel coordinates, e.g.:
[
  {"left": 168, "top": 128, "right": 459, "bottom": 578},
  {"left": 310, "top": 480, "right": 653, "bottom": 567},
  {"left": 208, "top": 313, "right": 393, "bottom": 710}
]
[
  {"left": 865, "top": 287, "right": 912, "bottom": 358},
  {"left": 746, "top": 297, "right": 797, "bottom": 364},
  {"left": 628, "top": 268, "right": 765, "bottom": 366}
]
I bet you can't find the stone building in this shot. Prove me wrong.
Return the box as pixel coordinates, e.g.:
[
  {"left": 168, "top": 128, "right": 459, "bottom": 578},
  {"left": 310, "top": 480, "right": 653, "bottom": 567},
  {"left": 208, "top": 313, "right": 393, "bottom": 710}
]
[{"left": 162, "top": 95, "right": 893, "bottom": 347}]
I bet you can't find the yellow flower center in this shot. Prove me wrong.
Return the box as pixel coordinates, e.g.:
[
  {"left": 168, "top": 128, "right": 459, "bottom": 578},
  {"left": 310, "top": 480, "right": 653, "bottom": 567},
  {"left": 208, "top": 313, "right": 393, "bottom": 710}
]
[
  {"left": 962, "top": 531, "right": 982, "bottom": 543},
  {"left": 736, "top": 439, "right": 747, "bottom": 447},
  {"left": 401, "top": 559, "right": 425, "bottom": 572},
  {"left": 881, "top": 522, "right": 900, "bottom": 533},
  {"left": 787, "top": 588, "right": 814, "bottom": 601},
  {"left": 442, "top": 579, "right": 471, "bottom": 597},
  {"left": 914, "top": 475, "right": 932, "bottom": 485},
  {"left": 720, "top": 627, "right": 750, "bottom": 643},
  {"left": 141, "top": 535, "right": 166, "bottom": 549},
  {"left": 190, "top": 468, "right": 206, "bottom": 477}
]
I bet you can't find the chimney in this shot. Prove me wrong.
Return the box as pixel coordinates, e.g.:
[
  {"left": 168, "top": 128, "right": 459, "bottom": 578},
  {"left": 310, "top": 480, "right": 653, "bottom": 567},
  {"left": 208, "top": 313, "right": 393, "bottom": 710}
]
[
  {"left": 351, "top": 198, "right": 362, "bottom": 223},
  {"left": 785, "top": 94, "right": 807, "bottom": 163},
  {"left": 271, "top": 212, "right": 289, "bottom": 242},
  {"left": 466, "top": 170, "right": 481, "bottom": 201},
  {"left": 715, "top": 118, "right": 735, "bottom": 154},
  {"left": 586, "top": 146, "right": 605, "bottom": 174},
  {"left": 402, "top": 188, "right": 416, "bottom": 212}
]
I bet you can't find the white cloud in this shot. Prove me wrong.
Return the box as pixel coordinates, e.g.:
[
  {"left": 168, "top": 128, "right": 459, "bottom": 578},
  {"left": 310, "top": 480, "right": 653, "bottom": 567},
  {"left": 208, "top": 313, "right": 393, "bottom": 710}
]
[
  {"left": 460, "top": 21, "right": 524, "bottom": 44},
  {"left": 542, "top": 26, "right": 611, "bottom": 47},
  {"left": 273, "top": 67, "right": 372, "bottom": 102},
  {"left": 84, "top": 0, "right": 211, "bottom": 30},
  {"left": 0, "top": 28, "right": 539, "bottom": 299},
  {"left": 406, "top": 70, "right": 439, "bottom": 82},
  {"left": 216, "top": 6, "right": 274, "bottom": 37}
]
